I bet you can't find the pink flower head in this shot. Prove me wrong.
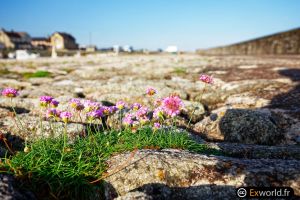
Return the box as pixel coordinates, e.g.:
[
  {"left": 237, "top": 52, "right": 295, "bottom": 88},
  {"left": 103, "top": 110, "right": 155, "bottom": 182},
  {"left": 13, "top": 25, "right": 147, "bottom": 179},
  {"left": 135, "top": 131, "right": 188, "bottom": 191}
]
[
  {"left": 199, "top": 74, "right": 213, "bottom": 84},
  {"left": 139, "top": 116, "right": 150, "bottom": 125},
  {"left": 60, "top": 111, "right": 72, "bottom": 123},
  {"left": 83, "top": 100, "right": 100, "bottom": 112},
  {"left": 154, "top": 98, "right": 163, "bottom": 106},
  {"left": 109, "top": 106, "right": 118, "bottom": 114},
  {"left": 101, "top": 106, "right": 111, "bottom": 116},
  {"left": 131, "top": 103, "right": 142, "bottom": 111},
  {"left": 123, "top": 113, "right": 135, "bottom": 126},
  {"left": 162, "top": 95, "right": 184, "bottom": 117},
  {"left": 1, "top": 88, "right": 19, "bottom": 98},
  {"left": 69, "top": 98, "right": 84, "bottom": 111},
  {"left": 50, "top": 99, "right": 59, "bottom": 108},
  {"left": 146, "top": 87, "right": 157, "bottom": 96},
  {"left": 40, "top": 96, "right": 54, "bottom": 107},
  {"left": 153, "top": 122, "right": 161, "bottom": 129},
  {"left": 46, "top": 108, "right": 61, "bottom": 119},
  {"left": 116, "top": 101, "right": 126, "bottom": 110},
  {"left": 86, "top": 109, "right": 103, "bottom": 121},
  {"left": 153, "top": 107, "right": 165, "bottom": 119},
  {"left": 136, "top": 106, "right": 149, "bottom": 119}
]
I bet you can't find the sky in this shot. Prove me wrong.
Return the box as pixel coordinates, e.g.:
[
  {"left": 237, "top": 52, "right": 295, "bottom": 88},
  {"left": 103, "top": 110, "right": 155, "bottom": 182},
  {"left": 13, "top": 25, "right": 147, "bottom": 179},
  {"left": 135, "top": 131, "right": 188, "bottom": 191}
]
[{"left": 0, "top": 0, "right": 300, "bottom": 51}]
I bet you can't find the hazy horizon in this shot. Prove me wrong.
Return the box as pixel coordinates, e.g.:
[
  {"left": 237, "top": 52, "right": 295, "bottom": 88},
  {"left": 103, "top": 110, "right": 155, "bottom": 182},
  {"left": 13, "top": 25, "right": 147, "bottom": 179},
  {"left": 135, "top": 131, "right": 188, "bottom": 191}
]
[{"left": 1, "top": 0, "right": 300, "bottom": 51}]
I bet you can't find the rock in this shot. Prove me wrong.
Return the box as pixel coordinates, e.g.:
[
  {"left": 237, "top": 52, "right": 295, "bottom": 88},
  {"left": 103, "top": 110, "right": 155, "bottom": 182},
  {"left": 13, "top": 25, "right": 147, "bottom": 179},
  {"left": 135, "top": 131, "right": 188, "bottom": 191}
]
[
  {"left": 104, "top": 149, "right": 300, "bottom": 199},
  {"left": 0, "top": 174, "right": 36, "bottom": 200},
  {"left": 207, "top": 142, "right": 300, "bottom": 160},
  {"left": 194, "top": 108, "right": 285, "bottom": 145},
  {"left": 193, "top": 107, "right": 226, "bottom": 141},
  {"left": 220, "top": 109, "right": 284, "bottom": 145},
  {"left": 225, "top": 93, "right": 270, "bottom": 108},
  {"left": 181, "top": 100, "right": 205, "bottom": 123},
  {"left": 115, "top": 191, "right": 152, "bottom": 200},
  {"left": 1, "top": 115, "right": 85, "bottom": 141}
]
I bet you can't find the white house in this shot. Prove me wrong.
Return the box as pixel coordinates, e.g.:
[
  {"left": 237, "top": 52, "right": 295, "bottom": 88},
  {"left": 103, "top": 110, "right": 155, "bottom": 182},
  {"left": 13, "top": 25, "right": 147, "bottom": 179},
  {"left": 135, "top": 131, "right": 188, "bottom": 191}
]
[{"left": 165, "top": 45, "right": 178, "bottom": 53}]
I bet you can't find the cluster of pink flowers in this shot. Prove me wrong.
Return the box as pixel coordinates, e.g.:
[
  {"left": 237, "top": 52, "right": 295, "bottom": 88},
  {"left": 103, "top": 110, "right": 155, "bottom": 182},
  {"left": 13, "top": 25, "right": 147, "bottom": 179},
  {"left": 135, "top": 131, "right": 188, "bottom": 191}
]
[
  {"left": 1, "top": 88, "right": 19, "bottom": 98},
  {"left": 121, "top": 89, "right": 184, "bottom": 130},
  {"left": 40, "top": 96, "right": 60, "bottom": 108},
  {"left": 199, "top": 74, "right": 213, "bottom": 84},
  {"left": 2, "top": 86, "right": 186, "bottom": 131}
]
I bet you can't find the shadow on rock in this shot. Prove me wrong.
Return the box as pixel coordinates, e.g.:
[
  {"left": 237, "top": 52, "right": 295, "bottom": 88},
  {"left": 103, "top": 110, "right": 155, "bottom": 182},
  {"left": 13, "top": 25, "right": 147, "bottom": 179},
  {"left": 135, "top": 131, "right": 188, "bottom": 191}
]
[
  {"left": 267, "top": 68, "right": 300, "bottom": 111},
  {"left": 0, "top": 105, "right": 30, "bottom": 114},
  {"left": 0, "top": 132, "right": 25, "bottom": 157},
  {"left": 127, "top": 183, "right": 237, "bottom": 200}
]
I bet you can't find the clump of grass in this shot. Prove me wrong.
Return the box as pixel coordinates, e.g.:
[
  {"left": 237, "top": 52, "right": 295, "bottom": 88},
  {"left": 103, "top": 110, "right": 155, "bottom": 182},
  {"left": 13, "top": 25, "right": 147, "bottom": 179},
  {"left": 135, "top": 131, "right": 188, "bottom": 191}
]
[
  {"left": 173, "top": 67, "right": 187, "bottom": 74},
  {"left": 22, "top": 70, "right": 51, "bottom": 79},
  {"left": 2, "top": 127, "right": 218, "bottom": 199},
  {"left": 98, "top": 68, "right": 106, "bottom": 72},
  {"left": 0, "top": 68, "right": 10, "bottom": 75}
]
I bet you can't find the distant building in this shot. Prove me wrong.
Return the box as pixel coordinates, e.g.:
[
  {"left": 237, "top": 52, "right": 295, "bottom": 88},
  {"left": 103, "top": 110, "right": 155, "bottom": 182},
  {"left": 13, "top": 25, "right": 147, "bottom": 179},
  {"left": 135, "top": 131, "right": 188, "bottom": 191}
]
[
  {"left": 165, "top": 45, "right": 178, "bottom": 53},
  {"left": 85, "top": 45, "right": 97, "bottom": 52},
  {"left": 31, "top": 37, "right": 51, "bottom": 50},
  {"left": 50, "top": 32, "right": 78, "bottom": 50},
  {"left": 15, "top": 50, "right": 39, "bottom": 60},
  {"left": 113, "top": 45, "right": 121, "bottom": 54},
  {"left": 122, "top": 45, "right": 133, "bottom": 52},
  {"left": 0, "top": 28, "right": 32, "bottom": 49}
]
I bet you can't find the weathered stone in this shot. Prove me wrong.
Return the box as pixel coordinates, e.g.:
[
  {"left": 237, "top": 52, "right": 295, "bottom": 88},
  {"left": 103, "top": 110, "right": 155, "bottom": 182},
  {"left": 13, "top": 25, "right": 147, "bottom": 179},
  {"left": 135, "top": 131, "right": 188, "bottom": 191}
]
[
  {"left": 0, "top": 174, "right": 36, "bottom": 200},
  {"left": 1, "top": 114, "right": 85, "bottom": 141},
  {"left": 194, "top": 108, "right": 286, "bottom": 145},
  {"left": 114, "top": 191, "right": 152, "bottom": 200},
  {"left": 207, "top": 142, "right": 300, "bottom": 160},
  {"left": 181, "top": 100, "right": 205, "bottom": 123},
  {"left": 104, "top": 149, "right": 300, "bottom": 199},
  {"left": 193, "top": 107, "right": 226, "bottom": 141},
  {"left": 220, "top": 109, "right": 284, "bottom": 145}
]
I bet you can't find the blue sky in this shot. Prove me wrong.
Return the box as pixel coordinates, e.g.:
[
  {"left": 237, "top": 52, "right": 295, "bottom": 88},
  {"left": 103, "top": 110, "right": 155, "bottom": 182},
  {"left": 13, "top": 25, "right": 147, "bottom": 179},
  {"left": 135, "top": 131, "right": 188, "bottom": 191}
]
[{"left": 1, "top": 0, "right": 300, "bottom": 51}]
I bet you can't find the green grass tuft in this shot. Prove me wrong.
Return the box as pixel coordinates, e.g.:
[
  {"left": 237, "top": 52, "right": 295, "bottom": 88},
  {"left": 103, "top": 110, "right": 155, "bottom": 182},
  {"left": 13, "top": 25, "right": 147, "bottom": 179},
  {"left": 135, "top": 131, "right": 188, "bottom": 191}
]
[
  {"left": 22, "top": 70, "right": 52, "bottom": 79},
  {"left": 1, "top": 127, "right": 220, "bottom": 199},
  {"left": 173, "top": 67, "right": 187, "bottom": 74}
]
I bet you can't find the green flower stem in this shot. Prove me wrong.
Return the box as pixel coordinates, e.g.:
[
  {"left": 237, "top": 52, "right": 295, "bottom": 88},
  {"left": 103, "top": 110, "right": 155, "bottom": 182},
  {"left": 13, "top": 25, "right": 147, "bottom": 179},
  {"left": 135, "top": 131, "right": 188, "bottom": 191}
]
[{"left": 10, "top": 98, "right": 25, "bottom": 131}]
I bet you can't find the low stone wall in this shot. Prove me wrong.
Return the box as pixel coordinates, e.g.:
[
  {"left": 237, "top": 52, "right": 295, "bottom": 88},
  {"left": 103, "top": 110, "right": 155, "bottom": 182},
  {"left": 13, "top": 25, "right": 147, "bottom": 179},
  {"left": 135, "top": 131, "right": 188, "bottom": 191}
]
[{"left": 198, "top": 28, "right": 300, "bottom": 55}]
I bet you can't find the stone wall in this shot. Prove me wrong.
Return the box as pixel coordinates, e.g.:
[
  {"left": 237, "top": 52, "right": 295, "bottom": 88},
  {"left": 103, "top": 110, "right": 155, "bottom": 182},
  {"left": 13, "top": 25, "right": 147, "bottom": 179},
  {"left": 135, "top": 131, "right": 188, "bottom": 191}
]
[{"left": 197, "top": 28, "right": 300, "bottom": 55}]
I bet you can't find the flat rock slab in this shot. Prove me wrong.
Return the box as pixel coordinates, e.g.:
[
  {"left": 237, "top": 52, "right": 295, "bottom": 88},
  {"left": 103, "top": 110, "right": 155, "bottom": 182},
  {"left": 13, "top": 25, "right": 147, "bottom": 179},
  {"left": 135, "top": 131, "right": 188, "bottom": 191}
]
[
  {"left": 208, "top": 142, "right": 300, "bottom": 160},
  {"left": 104, "top": 149, "right": 300, "bottom": 200}
]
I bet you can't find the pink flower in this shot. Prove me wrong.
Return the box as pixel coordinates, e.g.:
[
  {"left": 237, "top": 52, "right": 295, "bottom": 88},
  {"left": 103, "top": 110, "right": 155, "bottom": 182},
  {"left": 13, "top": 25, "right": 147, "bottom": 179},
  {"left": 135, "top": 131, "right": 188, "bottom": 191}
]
[
  {"left": 199, "top": 74, "right": 213, "bottom": 84},
  {"left": 83, "top": 100, "right": 100, "bottom": 112},
  {"left": 153, "top": 107, "right": 165, "bottom": 119},
  {"left": 109, "top": 106, "right": 118, "bottom": 114},
  {"left": 40, "top": 96, "right": 54, "bottom": 107},
  {"left": 1, "top": 88, "right": 19, "bottom": 98},
  {"left": 131, "top": 103, "right": 142, "bottom": 111},
  {"left": 69, "top": 98, "right": 84, "bottom": 111},
  {"left": 50, "top": 99, "right": 59, "bottom": 108},
  {"left": 101, "top": 106, "right": 110, "bottom": 116},
  {"left": 136, "top": 106, "right": 149, "bottom": 119},
  {"left": 153, "top": 122, "right": 161, "bottom": 129},
  {"left": 116, "top": 101, "right": 126, "bottom": 110},
  {"left": 60, "top": 111, "right": 72, "bottom": 123},
  {"left": 154, "top": 98, "right": 163, "bottom": 106},
  {"left": 46, "top": 108, "right": 61, "bottom": 119},
  {"left": 139, "top": 116, "right": 150, "bottom": 125},
  {"left": 161, "top": 95, "right": 184, "bottom": 117},
  {"left": 123, "top": 113, "right": 135, "bottom": 126},
  {"left": 86, "top": 109, "right": 103, "bottom": 121},
  {"left": 146, "top": 87, "right": 157, "bottom": 96}
]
